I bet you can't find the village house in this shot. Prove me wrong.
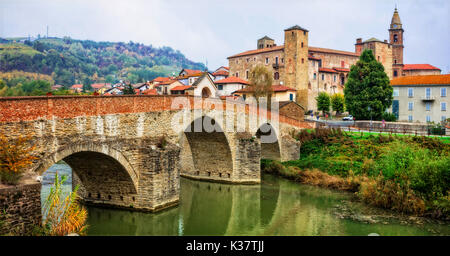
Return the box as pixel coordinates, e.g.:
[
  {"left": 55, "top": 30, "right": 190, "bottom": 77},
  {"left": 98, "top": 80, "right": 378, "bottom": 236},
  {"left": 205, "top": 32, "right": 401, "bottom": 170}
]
[
  {"left": 212, "top": 66, "right": 230, "bottom": 81},
  {"left": 90, "top": 83, "right": 111, "bottom": 94},
  {"left": 155, "top": 79, "right": 184, "bottom": 95},
  {"left": 390, "top": 74, "right": 449, "bottom": 123},
  {"left": 70, "top": 84, "right": 83, "bottom": 93},
  {"left": 233, "top": 85, "right": 297, "bottom": 103},
  {"left": 215, "top": 76, "right": 249, "bottom": 97}
]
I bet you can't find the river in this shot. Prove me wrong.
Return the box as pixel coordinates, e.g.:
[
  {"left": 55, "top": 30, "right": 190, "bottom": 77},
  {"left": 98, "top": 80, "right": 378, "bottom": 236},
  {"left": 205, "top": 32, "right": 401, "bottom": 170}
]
[{"left": 41, "top": 163, "right": 449, "bottom": 236}]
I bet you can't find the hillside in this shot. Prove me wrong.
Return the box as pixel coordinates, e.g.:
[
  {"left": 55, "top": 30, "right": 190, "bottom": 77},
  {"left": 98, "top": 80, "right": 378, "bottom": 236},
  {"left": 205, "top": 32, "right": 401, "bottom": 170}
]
[{"left": 0, "top": 37, "right": 206, "bottom": 87}]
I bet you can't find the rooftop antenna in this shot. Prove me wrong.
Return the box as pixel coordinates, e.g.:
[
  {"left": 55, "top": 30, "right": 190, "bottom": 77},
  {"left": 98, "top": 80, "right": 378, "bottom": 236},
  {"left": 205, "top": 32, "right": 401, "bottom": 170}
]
[{"left": 205, "top": 59, "right": 208, "bottom": 71}]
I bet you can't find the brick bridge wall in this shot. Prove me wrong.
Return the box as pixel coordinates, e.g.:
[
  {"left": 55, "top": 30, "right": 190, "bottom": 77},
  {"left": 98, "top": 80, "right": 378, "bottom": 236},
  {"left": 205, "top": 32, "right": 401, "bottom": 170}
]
[{"left": 0, "top": 95, "right": 313, "bottom": 215}]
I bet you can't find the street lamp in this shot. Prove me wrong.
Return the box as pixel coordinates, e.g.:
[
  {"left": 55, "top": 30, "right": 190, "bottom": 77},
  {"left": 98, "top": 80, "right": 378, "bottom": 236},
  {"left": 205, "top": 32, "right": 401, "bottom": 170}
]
[{"left": 368, "top": 106, "right": 372, "bottom": 131}]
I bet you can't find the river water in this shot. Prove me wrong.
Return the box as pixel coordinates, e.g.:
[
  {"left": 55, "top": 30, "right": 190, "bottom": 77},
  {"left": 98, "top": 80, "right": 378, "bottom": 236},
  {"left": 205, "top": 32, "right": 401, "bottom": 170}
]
[{"left": 41, "top": 163, "right": 449, "bottom": 236}]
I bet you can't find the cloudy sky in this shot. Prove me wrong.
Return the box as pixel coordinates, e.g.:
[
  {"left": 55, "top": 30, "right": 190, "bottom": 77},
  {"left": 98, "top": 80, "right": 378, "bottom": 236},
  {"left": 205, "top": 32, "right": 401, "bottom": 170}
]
[{"left": 1, "top": 0, "right": 448, "bottom": 72}]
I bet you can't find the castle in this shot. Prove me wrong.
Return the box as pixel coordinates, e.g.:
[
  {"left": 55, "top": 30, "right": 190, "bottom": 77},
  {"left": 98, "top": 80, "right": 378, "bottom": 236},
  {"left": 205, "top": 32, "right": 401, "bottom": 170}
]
[{"left": 227, "top": 8, "right": 441, "bottom": 111}]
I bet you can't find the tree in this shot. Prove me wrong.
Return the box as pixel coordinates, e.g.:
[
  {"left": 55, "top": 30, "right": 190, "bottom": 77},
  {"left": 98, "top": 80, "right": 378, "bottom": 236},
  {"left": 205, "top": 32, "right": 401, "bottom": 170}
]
[
  {"left": 249, "top": 65, "right": 273, "bottom": 103},
  {"left": 82, "top": 77, "right": 91, "bottom": 92},
  {"left": 316, "top": 92, "right": 330, "bottom": 116},
  {"left": 122, "top": 83, "right": 135, "bottom": 95},
  {"left": 344, "top": 49, "right": 392, "bottom": 120},
  {"left": 331, "top": 93, "right": 345, "bottom": 115}
]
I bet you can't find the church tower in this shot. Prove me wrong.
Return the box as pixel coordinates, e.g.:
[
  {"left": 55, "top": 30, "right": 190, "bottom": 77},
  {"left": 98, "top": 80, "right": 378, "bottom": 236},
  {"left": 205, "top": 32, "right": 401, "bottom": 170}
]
[{"left": 389, "top": 8, "right": 404, "bottom": 77}]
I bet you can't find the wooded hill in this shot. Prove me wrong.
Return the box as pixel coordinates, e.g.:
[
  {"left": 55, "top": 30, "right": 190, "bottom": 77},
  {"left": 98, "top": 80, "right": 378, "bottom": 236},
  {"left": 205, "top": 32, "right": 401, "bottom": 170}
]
[{"left": 0, "top": 37, "right": 206, "bottom": 87}]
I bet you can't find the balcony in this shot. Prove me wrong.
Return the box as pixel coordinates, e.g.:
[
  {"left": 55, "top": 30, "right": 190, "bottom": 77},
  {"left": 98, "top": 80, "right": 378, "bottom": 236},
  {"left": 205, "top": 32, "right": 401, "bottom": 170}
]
[{"left": 421, "top": 96, "right": 436, "bottom": 101}]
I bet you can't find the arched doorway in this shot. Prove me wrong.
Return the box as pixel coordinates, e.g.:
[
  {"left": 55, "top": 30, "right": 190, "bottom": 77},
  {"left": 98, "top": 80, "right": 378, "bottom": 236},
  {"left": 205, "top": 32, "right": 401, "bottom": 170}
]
[{"left": 201, "top": 87, "right": 211, "bottom": 98}]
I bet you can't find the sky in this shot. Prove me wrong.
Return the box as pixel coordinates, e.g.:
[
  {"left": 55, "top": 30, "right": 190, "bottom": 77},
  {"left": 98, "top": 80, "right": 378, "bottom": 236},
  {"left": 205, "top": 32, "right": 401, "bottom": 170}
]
[{"left": 0, "top": 0, "right": 449, "bottom": 72}]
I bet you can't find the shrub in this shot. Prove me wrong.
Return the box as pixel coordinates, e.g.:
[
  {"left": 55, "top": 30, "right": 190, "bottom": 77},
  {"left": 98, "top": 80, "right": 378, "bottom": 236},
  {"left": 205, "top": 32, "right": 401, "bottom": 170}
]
[
  {"left": 42, "top": 172, "right": 88, "bottom": 236},
  {"left": 381, "top": 112, "right": 397, "bottom": 122},
  {"left": 0, "top": 135, "right": 37, "bottom": 185}
]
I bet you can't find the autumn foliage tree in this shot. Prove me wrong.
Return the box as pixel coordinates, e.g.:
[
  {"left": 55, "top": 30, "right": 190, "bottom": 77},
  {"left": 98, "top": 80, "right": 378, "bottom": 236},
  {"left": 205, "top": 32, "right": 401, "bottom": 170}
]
[
  {"left": 0, "top": 135, "right": 37, "bottom": 185},
  {"left": 249, "top": 65, "right": 273, "bottom": 103}
]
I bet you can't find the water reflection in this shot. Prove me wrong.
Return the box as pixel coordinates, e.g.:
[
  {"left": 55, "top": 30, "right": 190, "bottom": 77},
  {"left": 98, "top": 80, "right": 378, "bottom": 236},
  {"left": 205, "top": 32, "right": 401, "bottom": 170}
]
[{"left": 41, "top": 164, "right": 449, "bottom": 236}]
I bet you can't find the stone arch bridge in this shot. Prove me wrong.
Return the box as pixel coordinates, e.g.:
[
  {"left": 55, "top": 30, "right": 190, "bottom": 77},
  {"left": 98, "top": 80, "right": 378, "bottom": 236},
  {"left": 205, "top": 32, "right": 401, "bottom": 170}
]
[{"left": 0, "top": 95, "right": 313, "bottom": 212}]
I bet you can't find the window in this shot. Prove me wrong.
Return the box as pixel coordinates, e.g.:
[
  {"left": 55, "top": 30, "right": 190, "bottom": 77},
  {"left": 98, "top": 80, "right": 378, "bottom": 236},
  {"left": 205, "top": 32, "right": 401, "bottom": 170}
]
[
  {"left": 243, "top": 94, "right": 246, "bottom": 100},
  {"left": 378, "top": 56, "right": 380, "bottom": 62},
  {"left": 313, "top": 73, "right": 316, "bottom": 80},
  {"left": 442, "top": 102, "right": 447, "bottom": 111},
  {"left": 408, "top": 88, "right": 414, "bottom": 97},
  {"left": 321, "top": 74, "right": 325, "bottom": 80},
  {"left": 341, "top": 61, "right": 345, "bottom": 68},
  {"left": 289, "top": 94, "right": 294, "bottom": 101},
  {"left": 265, "top": 57, "right": 269, "bottom": 64},
  {"left": 393, "top": 88, "right": 399, "bottom": 97},
  {"left": 393, "top": 34, "right": 398, "bottom": 42},
  {"left": 408, "top": 102, "right": 413, "bottom": 111},
  {"left": 394, "top": 70, "right": 398, "bottom": 77},
  {"left": 235, "top": 72, "right": 239, "bottom": 77},
  {"left": 301, "top": 42, "right": 304, "bottom": 48},
  {"left": 281, "top": 58, "right": 284, "bottom": 63},
  {"left": 333, "top": 75, "right": 336, "bottom": 82},
  {"left": 246, "top": 70, "right": 249, "bottom": 79},
  {"left": 426, "top": 88, "right": 431, "bottom": 98},
  {"left": 442, "top": 116, "right": 447, "bottom": 121},
  {"left": 218, "top": 84, "right": 223, "bottom": 90},
  {"left": 441, "top": 88, "right": 447, "bottom": 97},
  {"left": 301, "top": 58, "right": 304, "bottom": 64},
  {"left": 274, "top": 72, "right": 279, "bottom": 80},
  {"left": 308, "top": 82, "right": 311, "bottom": 89},
  {"left": 394, "top": 59, "right": 397, "bottom": 64},
  {"left": 426, "top": 115, "right": 431, "bottom": 122},
  {"left": 275, "top": 56, "right": 279, "bottom": 64},
  {"left": 426, "top": 102, "right": 431, "bottom": 111},
  {"left": 408, "top": 115, "right": 413, "bottom": 122},
  {"left": 246, "top": 58, "right": 249, "bottom": 63}
]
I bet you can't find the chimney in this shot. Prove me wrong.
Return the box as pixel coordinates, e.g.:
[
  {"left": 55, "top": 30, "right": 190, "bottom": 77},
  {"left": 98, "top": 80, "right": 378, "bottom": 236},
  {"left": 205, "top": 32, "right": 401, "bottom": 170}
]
[{"left": 355, "top": 38, "right": 363, "bottom": 55}]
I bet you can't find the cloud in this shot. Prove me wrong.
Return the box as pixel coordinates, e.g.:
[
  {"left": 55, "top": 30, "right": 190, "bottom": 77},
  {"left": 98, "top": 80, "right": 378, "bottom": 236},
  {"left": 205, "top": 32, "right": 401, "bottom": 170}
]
[{"left": 0, "top": 0, "right": 448, "bottom": 72}]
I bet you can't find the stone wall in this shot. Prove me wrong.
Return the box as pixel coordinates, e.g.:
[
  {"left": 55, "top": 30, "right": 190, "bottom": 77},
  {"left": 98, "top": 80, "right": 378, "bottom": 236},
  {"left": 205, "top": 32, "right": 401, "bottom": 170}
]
[{"left": 0, "top": 182, "right": 41, "bottom": 235}]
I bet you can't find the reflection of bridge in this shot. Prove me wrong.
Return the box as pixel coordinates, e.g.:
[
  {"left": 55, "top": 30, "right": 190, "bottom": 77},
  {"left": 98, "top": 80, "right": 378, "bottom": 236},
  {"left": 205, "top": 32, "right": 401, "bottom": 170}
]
[{"left": 0, "top": 95, "right": 313, "bottom": 212}]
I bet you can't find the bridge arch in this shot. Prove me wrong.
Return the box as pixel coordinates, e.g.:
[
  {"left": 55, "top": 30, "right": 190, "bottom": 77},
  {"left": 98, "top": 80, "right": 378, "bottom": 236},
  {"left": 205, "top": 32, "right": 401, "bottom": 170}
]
[
  {"left": 35, "top": 143, "right": 138, "bottom": 197},
  {"left": 180, "top": 114, "right": 234, "bottom": 180},
  {"left": 256, "top": 123, "right": 281, "bottom": 161}
]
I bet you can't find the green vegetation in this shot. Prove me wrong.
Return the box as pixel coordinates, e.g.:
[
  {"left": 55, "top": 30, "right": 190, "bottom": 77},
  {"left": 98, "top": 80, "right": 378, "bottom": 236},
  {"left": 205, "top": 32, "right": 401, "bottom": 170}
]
[
  {"left": 249, "top": 65, "right": 273, "bottom": 101},
  {"left": 263, "top": 128, "right": 450, "bottom": 218},
  {"left": 344, "top": 49, "right": 393, "bottom": 120},
  {"left": 39, "top": 172, "right": 87, "bottom": 236},
  {"left": 331, "top": 93, "right": 345, "bottom": 115},
  {"left": 0, "top": 37, "right": 206, "bottom": 95},
  {"left": 316, "top": 92, "right": 330, "bottom": 116}
]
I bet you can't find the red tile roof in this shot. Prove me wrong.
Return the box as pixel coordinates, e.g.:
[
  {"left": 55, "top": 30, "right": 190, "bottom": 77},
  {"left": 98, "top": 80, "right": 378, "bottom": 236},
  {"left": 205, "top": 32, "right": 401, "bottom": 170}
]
[
  {"left": 170, "top": 85, "right": 192, "bottom": 91},
  {"left": 333, "top": 67, "right": 350, "bottom": 72},
  {"left": 142, "top": 89, "right": 157, "bottom": 95},
  {"left": 212, "top": 70, "right": 229, "bottom": 76},
  {"left": 228, "top": 45, "right": 284, "bottom": 59},
  {"left": 228, "top": 45, "right": 358, "bottom": 59},
  {"left": 403, "top": 64, "right": 441, "bottom": 71},
  {"left": 158, "top": 80, "right": 179, "bottom": 85},
  {"left": 390, "top": 74, "right": 450, "bottom": 86},
  {"left": 319, "top": 68, "right": 337, "bottom": 73},
  {"left": 215, "top": 76, "right": 250, "bottom": 85},
  {"left": 91, "top": 83, "right": 111, "bottom": 89},
  {"left": 181, "top": 69, "right": 202, "bottom": 76},
  {"left": 234, "top": 85, "right": 296, "bottom": 93},
  {"left": 152, "top": 77, "right": 172, "bottom": 83},
  {"left": 71, "top": 84, "right": 83, "bottom": 89}
]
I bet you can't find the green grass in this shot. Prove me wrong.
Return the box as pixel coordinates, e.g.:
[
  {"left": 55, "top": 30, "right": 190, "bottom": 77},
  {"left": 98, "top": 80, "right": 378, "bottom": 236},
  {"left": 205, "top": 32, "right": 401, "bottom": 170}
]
[
  {"left": 280, "top": 128, "right": 450, "bottom": 216},
  {"left": 0, "top": 43, "right": 40, "bottom": 56}
]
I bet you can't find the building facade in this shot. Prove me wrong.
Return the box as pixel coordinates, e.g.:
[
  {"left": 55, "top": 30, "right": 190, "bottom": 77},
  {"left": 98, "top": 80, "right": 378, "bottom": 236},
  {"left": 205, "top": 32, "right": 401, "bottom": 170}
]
[
  {"left": 228, "top": 8, "right": 442, "bottom": 112},
  {"left": 391, "top": 74, "right": 449, "bottom": 123}
]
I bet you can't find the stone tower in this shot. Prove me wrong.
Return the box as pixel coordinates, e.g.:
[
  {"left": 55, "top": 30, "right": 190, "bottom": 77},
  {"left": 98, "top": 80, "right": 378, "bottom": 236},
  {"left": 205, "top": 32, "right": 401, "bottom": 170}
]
[
  {"left": 389, "top": 8, "right": 404, "bottom": 77},
  {"left": 283, "top": 25, "right": 309, "bottom": 108},
  {"left": 257, "top": 36, "right": 275, "bottom": 49}
]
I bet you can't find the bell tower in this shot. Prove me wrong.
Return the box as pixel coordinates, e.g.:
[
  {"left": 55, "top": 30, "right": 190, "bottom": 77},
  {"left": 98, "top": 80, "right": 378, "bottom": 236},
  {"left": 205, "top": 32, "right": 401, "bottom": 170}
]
[{"left": 389, "top": 7, "right": 404, "bottom": 77}]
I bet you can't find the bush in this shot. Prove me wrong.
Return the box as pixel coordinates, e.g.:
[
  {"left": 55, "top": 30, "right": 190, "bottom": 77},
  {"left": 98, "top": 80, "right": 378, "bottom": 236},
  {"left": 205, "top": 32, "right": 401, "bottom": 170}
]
[
  {"left": 0, "top": 135, "right": 36, "bottom": 185},
  {"left": 41, "top": 172, "right": 88, "bottom": 236},
  {"left": 381, "top": 112, "right": 397, "bottom": 122}
]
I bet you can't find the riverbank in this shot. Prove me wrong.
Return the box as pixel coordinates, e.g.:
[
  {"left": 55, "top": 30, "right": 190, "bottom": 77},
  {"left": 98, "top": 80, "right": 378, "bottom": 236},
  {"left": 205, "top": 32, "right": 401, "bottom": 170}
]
[{"left": 263, "top": 128, "right": 450, "bottom": 220}]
